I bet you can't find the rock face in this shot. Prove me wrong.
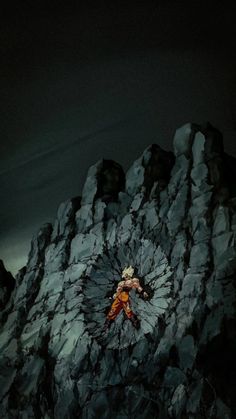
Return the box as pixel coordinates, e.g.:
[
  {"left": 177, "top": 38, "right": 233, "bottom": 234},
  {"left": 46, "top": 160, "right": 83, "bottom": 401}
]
[
  {"left": 0, "top": 260, "right": 15, "bottom": 311},
  {"left": 0, "top": 123, "right": 236, "bottom": 418}
]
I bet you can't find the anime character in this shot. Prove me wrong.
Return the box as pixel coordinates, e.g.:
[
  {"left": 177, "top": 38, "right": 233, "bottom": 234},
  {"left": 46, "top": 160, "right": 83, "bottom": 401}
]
[{"left": 104, "top": 266, "right": 148, "bottom": 331}]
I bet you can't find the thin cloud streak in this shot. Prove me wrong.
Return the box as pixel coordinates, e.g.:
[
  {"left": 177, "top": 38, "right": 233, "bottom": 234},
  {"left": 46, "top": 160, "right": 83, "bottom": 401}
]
[{"left": 0, "top": 113, "right": 146, "bottom": 177}]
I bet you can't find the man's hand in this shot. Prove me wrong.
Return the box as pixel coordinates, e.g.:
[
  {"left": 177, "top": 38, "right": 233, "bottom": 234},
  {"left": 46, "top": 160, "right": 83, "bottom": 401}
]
[{"left": 139, "top": 290, "right": 148, "bottom": 300}]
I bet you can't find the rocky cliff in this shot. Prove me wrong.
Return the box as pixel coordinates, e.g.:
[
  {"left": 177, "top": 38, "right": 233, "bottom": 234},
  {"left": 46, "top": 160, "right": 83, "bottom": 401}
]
[
  {"left": 0, "top": 122, "right": 236, "bottom": 418},
  {"left": 0, "top": 260, "right": 15, "bottom": 311}
]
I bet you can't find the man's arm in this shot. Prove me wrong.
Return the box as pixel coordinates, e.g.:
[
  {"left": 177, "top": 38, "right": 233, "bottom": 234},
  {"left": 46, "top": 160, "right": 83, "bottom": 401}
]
[
  {"left": 113, "top": 281, "right": 124, "bottom": 299},
  {"left": 132, "top": 278, "right": 148, "bottom": 298}
]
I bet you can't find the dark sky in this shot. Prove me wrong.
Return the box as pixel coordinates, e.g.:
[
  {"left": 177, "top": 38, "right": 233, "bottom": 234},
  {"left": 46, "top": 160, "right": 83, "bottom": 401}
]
[{"left": 1, "top": 2, "right": 236, "bottom": 275}]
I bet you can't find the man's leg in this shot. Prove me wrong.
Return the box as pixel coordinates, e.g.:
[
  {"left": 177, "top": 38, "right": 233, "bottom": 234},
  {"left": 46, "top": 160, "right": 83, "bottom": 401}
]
[
  {"left": 103, "top": 318, "right": 114, "bottom": 331},
  {"left": 104, "top": 297, "right": 123, "bottom": 331},
  {"left": 123, "top": 300, "right": 141, "bottom": 329},
  {"left": 129, "top": 314, "right": 141, "bottom": 329}
]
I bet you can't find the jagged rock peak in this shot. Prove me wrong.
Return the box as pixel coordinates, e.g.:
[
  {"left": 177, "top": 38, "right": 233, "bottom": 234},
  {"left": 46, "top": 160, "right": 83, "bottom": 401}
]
[
  {"left": 126, "top": 143, "right": 175, "bottom": 197},
  {"left": 81, "top": 159, "right": 125, "bottom": 206},
  {"left": 0, "top": 260, "right": 15, "bottom": 310},
  {"left": 173, "top": 121, "right": 224, "bottom": 158}
]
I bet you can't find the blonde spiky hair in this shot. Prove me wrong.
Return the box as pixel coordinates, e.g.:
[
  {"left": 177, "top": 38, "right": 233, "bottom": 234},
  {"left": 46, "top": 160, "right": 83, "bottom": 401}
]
[{"left": 122, "top": 266, "right": 134, "bottom": 278}]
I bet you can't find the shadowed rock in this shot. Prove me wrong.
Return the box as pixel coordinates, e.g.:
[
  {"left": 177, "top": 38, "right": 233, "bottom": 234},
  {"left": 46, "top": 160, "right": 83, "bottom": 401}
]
[
  {"left": 143, "top": 144, "right": 175, "bottom": 195},
  {"left": 96, "top": 159, "right": 126, "bottom": 203},
  {"left": 0, "top": 260, "right": 15, "bottom": 310}
]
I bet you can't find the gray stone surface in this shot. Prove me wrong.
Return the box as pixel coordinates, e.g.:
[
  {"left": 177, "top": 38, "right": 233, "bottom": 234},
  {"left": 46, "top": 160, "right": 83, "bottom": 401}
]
[
  {"left": 173, "top": 123, "right": 193, "bottom": 157},
  {"left": 0, "top": 122, "right": 235, "bottom": 418}
]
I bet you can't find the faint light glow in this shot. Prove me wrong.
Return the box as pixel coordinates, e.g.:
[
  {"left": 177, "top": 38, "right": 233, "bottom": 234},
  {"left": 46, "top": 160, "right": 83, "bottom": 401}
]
[{"left": 0, "top": 239, "right": 30, "bottom": 277}]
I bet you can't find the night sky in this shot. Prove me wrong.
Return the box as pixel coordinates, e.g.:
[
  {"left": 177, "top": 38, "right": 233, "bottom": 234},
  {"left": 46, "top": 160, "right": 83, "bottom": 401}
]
[{"left": 1, "top": 2, "right": 236, "bottom": 275}]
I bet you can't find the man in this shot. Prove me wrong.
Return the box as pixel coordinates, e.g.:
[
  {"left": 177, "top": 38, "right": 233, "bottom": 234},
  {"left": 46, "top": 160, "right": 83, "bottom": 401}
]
[{"left": 104, "top": 266, "right": 148, "bottom": 331}]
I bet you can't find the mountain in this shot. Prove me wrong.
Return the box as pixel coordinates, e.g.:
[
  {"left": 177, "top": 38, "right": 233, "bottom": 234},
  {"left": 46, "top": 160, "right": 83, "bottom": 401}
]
[
  {"left": 0, "top": 122, "right": 236, "bottom": 418},
  {"left": 0, "top": 260, "right": 15, "bottom": 311}
]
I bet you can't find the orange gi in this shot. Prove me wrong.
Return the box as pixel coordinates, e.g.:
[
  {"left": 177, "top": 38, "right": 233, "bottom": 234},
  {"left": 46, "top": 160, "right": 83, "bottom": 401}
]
[
  {"left": 104, "top": 270, "right": 148, "bottom": 330},
  {"left": 107, "top": 290, "right": 134, "bottom": 320}
]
